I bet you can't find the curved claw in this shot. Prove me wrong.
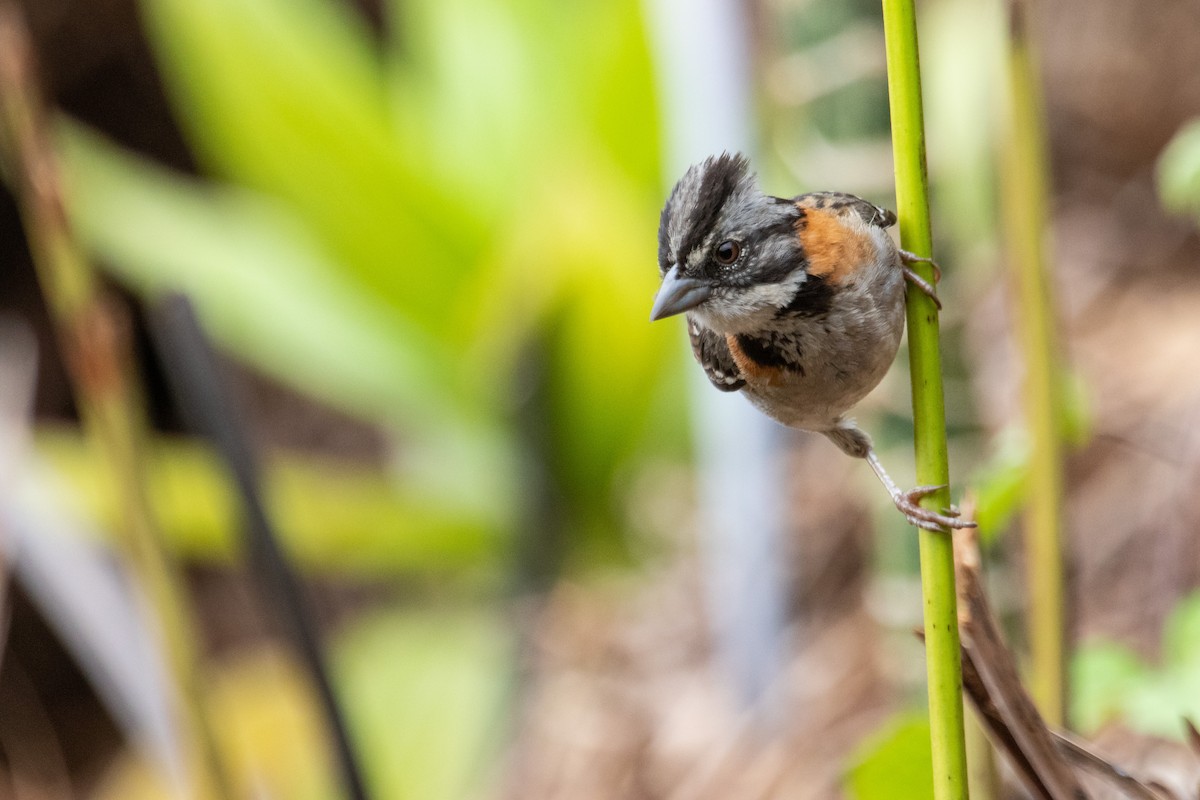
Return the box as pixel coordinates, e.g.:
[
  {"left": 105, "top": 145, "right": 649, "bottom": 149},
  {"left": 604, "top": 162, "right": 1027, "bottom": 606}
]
[
  {"left": 899, "top": 249, "right": 943, "bottom": 283},
  {"left": 901, "top": 267, "right": 943, "bottom": 310},
  {"left": 893, "top": 485, "right": 976, "bottom": 531}
]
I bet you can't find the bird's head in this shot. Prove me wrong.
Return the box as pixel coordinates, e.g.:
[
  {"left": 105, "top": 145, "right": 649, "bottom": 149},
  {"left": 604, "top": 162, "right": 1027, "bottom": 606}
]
[{"left": 652, "top": 153, "right": 806, "bottom": 333}]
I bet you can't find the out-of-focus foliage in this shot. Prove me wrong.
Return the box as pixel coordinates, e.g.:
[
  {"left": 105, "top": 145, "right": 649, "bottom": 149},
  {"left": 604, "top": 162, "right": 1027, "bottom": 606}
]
[
  {"left": 1072, "top": 592, "right": 1200, "bottom": 737},
  {"left": 969, "top": 371, "right": 1090, "bottom": 539},
  {"left": 844, "top": 713, "right": 934, "bottom": 799},
  {"left": 54, "top": 0, "right": 678, "bottom": 795},
  {"left": 336, "top": 609, "right": 509, "bottom": 799},
  {"left": 60, "top": 0, "right": 682, "bottom": 561},
  {"left": 96, "top": 609, "right": 507, "bottom": 799},
  {"left": 1159, "top": 118, "right": 1200, "bottom": 219},
  {"left": 99, "top": 650, "right": 338, "bottom": 800},
  {"left": 60, "top": 123, "right": 470, "bottom": 432},
  {"left": 923, "top": 0, "right": 1005, "bottom": 255},
  {"left": 35, "top": 427, "right": 502, "bottom": 576}
]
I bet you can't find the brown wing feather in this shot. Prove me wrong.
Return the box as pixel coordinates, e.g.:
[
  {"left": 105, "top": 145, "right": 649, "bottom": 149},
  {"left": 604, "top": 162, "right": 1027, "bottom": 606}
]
[
  {"left": 687, "top": 317, "right": 745, "bottom": 392},
  {"left": 793, "top": 192, "right": 896, "bottom": 228}
]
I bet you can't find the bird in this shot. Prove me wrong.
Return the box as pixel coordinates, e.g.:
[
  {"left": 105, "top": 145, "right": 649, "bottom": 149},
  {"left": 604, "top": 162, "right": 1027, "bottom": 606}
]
[{"left": 651, "top": 152, "right": 972, "bottom": 532}]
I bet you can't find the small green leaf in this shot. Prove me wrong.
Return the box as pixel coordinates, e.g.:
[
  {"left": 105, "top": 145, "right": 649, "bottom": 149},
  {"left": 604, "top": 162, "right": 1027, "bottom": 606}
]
[
  {"left": 1163, "top": 592, "right": 1200, "bottom": 669},
  {"left": 1072, "top": 591, "right": 1200, "bottom": 738},
  {"left": 846, "top": 713, "right": 934, "bottom": 800},
  {"left": 1071, "top": 642, "right": 1146, "bottom": 733},
  {"left": 971, "top": 427, "right": 1029, "bottom": 540},
  {"left": 969, "top": 370, "right": 1090, "bottom": 540},
  {"left": 1158, "top": 118, "right": 1200, "bottom": 220}
]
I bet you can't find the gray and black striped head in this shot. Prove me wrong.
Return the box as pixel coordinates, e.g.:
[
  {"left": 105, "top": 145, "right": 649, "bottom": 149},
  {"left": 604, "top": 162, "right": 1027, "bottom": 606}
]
[{"left": 652, "top": 153, "right": 806, "bottom": 333}]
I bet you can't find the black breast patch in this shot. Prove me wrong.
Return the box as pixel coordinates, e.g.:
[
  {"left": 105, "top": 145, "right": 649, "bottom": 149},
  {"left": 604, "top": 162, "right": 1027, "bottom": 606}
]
[{"left": 734, "top": 334, "right": 792, "bottom": 368}]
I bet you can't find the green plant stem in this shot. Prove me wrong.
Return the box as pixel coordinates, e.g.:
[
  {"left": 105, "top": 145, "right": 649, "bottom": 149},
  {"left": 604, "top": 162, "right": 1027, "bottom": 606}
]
[
  {"left": 0, "top": 7, "right": 230, "bottom": 798},
  {"left": 880, "top": 2, "right": 970, "bottom": 798},
  {"left": 966, "top": 709, "right": 1000, "bottom": 800},
  {"left": 1002, "top": 0, "right": 1065, "bottom": 728}
]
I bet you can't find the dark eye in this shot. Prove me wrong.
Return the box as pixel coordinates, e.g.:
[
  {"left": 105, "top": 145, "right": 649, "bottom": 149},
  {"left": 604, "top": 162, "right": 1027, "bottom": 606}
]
[{"left": 715, "top": 240, "right": 741, "bottom": 266}]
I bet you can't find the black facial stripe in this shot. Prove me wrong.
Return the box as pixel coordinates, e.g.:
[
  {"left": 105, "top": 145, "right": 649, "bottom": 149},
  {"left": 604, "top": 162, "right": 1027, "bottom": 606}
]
[
  {"left": 775, "top": 273, "right": 834, "bottom": 319},
  {"left": 658, "top": 178, "right": 690, "bottom": 274},
  {"left": 757, "top": 259, "right": 805, "bottom": 284},
  {"left": 678, "top": 153, "right": 749, "bottom": 262},
  {"left": 658, "top": 195, "right": 675, "bottom": 275},
  {"left": 753, "top": 213, "right": 804, "bottom": 283},
  {"left": 760, "top": 214, "right": 799, "bottom": 241}
]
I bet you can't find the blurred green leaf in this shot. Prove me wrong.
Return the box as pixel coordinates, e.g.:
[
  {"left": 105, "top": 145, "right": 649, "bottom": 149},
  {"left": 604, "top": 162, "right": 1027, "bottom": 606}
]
[
  {"left": 112, "top": 0, "right": 681, "bottom": 559},
  {"left": 36, "top": 427, "right": 506, "bottom": 578},
  {"left": 99, "top": 623, "right": 507, "bottom": 800},
  {"left": 970, "top": 370, "right": 1090, "bottom": 540},
  {"left": 1071, "top": 642, "right": 1147, "bottom": 733},
  {"left": 1072, "top": 591, "right": 1200, "bottom": 739},
  {"left": 139, "top": 0, "right": 486, "bottom": 336},
  {"left": 336, "top": 608, "right": 509, "bottom": 800},
  {"left": 1163, "top": 592, "right": 1200, "bottom": 669},
  {"left": 845, "top": 713, "right": 934, "bottom": 800},
  {"left": 924, "top": 0, "right": 1004, "bottom": 253},
  {"left": 970, "top": 426, "right": 1028, "bottom": 540},
  {"left": 383, "top": 0, "right": 547, "bottom": 213},
  {"left": 98, "top": 649, "right": 339, "bottom": 800},
  {"left": 59, "top": 121, "right": 477, "bottom": 429},
  {"left": 1158, "top": 118, "right": 1200, "bottom": 220},
  {"left": 539, "top": 177, "right": 684, "bottom": 517}
]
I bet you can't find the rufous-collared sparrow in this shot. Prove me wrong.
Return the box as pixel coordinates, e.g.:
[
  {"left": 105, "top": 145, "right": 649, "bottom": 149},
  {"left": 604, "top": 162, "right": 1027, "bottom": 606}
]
[{"left": 652, "top": 152, "right": 971, "bottom": 531}]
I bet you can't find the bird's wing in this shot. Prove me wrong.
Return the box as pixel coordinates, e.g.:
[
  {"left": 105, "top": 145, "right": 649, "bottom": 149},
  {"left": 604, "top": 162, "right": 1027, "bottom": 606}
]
[
  {"left": 792, "top": 192, "right": 896, "bottom": 229},
  {"left": 688, "top": 317, "right": 746, "bottom": 392}
]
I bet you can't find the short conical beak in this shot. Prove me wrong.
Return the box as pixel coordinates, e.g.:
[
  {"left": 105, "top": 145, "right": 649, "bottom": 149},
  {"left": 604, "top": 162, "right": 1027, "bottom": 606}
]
[{"left": 650, "top": 266, "right": 711, "bottom": 321}]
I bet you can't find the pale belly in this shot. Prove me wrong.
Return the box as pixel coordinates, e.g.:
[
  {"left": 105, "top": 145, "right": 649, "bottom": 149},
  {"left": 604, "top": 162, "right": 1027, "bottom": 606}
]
[{"left": 740, "top": 271, "right": 906, "bottom": 432}]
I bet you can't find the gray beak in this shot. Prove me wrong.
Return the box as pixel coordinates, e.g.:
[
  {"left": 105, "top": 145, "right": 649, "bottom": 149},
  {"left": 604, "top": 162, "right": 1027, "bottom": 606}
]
[{"left": 650, "top": 266, "right": 712, "bottom": 321}]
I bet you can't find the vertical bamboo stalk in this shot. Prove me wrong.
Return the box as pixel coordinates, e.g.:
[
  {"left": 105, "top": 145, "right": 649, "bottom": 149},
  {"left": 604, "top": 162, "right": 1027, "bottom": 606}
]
[
  {"left": 1001, "top": 0, "right": 1065, "bottom": 728},
  {"left": 0, "top": 8, "right": 230, "bottom": 798},
  {"left": 880, "top": 1, "right": 970, "bottom": 797},
  {"left": 966, "top": 710, "right": 1000, "bottom": 800}
]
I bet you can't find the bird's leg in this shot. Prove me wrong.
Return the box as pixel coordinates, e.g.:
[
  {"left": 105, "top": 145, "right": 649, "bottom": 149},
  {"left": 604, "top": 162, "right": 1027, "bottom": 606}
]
[
  {"left": 824, "top": 421, "right": 974, "bottom": 532},
  {"left": 898, "top": 250, "right": 943, "bottom": 310},
  {"left": 865, "top": 448, "right": 975, "bottom": 532}
]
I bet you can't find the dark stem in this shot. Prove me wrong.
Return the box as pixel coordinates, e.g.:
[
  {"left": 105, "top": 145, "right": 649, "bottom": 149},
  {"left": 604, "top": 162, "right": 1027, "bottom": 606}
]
[{"left": 149, "top": 294, "right": 371, "bottom": 800}]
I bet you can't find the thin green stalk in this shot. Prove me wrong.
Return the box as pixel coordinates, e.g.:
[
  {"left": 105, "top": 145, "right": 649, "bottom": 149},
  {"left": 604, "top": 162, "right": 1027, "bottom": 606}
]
[
  {"left": 880, "top": 2, "right": 970, "bottom": 798},
  {"left": 1001, "top": 0, "right": 1065, "bottom": 728},
  {"left": 966, "top": 709, "right": 1000, "bottom": 800},
  {"left": 0, "top": 8, "right": 230, "bottom": 798}
]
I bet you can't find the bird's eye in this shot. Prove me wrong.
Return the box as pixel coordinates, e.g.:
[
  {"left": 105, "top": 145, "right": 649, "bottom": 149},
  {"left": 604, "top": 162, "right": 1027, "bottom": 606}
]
[{"left": 715, "top": 240, "right": 741, "bottom": 266}]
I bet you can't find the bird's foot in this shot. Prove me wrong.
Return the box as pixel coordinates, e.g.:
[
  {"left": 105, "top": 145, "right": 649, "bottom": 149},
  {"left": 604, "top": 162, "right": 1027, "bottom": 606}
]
[
  {"left": 899, "top": 251, "right": 943, "bottom": 310},
  {"left": 901, "top": 266, "right": 943, "bottom": 310},
  {"left": 892, "top": 484, "right": 975, "bottom": 532},
  {"left": 899, "top": 249, "right": 943, "bottom": 283}
]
